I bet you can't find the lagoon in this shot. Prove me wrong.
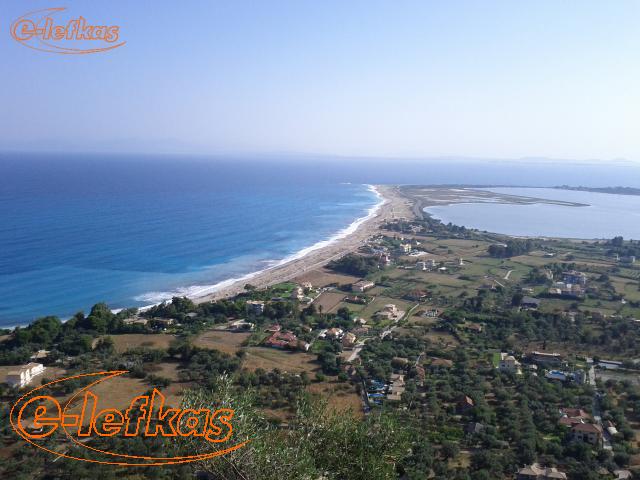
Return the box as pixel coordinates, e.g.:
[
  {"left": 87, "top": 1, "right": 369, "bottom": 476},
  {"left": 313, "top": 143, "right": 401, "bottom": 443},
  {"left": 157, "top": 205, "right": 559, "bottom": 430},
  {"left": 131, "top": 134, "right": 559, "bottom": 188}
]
[{"left": 425, "top": 187, "right": 640, "bottom": 240}]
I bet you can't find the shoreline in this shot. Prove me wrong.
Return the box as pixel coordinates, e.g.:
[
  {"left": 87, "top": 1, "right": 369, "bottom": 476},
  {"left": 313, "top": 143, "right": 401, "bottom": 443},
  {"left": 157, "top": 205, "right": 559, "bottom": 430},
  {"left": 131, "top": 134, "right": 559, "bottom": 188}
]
[
  {"left": 1, "top": 184, "right": 412, "bottom": 330},
  {"left": 190, "top": 184, "right": 414, "bottom": 304}
]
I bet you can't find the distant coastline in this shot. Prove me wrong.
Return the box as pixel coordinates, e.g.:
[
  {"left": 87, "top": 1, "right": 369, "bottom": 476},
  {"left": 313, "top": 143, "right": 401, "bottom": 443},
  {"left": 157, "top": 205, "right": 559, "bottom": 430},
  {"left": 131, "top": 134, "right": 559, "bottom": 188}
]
[{"left": 554, "top": 185, "right": 640, "bottom": 196}]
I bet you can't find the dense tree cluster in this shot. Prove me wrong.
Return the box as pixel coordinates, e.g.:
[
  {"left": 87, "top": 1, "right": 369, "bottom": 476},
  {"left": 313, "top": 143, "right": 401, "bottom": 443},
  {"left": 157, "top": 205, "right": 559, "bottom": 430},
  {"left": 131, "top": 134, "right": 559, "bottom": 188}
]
[
  {"left": 327, "top": 253, "right": 380, "bottom": 276},
  {"left": 488, "top": 239, "right": 536, "bottom": 258}
]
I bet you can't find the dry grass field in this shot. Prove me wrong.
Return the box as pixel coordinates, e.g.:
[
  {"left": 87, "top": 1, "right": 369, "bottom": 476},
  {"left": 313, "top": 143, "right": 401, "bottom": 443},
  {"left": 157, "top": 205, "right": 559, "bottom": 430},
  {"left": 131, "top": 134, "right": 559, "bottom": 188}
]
[
  {"left": 192, "top": 330, "right": 251, "bottom": 354},
  {"left": 313, "top": 291, "right": 349, "bottom": 313},
  {"left": 307, "top": 379, "right": 363, "bottom": 417},
  {"left": 294, "top": 268, "right": 360, "bottom": 288},
  {"left": 106, "top": 333, "right": 176, "bottom": 353},
  {"left": 59, "top": 372, "right": 188, "bottom": 424},
  {"left": 147, "top": 361, "right": 182, "bottom": 381},
  {"left": 242, "top": 347, "right": 320, "bottom": 374}
]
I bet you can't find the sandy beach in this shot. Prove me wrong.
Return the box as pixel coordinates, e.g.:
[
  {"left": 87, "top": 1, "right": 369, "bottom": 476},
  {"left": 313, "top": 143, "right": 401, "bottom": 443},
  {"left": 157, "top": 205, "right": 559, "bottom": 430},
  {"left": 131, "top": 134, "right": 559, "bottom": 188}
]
[{"left": 192, "top": 185, "right": 415, "bottom": 303}]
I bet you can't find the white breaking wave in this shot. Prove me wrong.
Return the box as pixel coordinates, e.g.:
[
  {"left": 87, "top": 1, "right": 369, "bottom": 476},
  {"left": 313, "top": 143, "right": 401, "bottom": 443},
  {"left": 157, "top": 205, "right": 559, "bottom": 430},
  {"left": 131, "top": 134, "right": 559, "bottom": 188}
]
[{"left": 132, "top": 184, "right": 386, "bottom": 309}]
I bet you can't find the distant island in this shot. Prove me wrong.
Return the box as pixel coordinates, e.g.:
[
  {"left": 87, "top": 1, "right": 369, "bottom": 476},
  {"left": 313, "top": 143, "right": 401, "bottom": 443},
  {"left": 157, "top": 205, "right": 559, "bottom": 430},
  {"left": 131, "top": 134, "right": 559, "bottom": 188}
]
[{"left": 555, "top": 185, "right": 640, "bottom": 196}]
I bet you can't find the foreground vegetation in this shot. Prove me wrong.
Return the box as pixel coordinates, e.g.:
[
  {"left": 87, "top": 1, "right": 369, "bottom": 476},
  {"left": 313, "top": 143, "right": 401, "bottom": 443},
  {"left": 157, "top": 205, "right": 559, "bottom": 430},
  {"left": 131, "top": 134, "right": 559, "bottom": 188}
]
[{"left": 2, "top": 186, "right": 640, "bottom": 479}]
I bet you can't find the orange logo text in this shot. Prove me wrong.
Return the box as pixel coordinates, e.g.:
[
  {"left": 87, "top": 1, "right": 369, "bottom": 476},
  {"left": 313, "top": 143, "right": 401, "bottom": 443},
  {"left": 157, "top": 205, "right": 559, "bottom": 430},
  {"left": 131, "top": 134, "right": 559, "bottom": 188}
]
[
  {"left": 10, "top": 371, "right": 248, "bottom": 466},
  {"left": 11, "top": 8, "right": 126, "bottom": 54}
]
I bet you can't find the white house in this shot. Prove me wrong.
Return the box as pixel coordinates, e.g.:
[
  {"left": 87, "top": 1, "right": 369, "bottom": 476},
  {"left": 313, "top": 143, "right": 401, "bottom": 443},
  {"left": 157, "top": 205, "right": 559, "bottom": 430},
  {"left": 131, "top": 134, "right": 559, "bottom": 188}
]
[
  {"left": 6, "top": 363, "right": 45, "bottom": 388},
  {"left": 498, "top": 353, "right": 522, "bottom": 374},
  {"left": 399, "top": 243, "right": 412, "bottom": 254},
  {"left": 290, "top": 286, "right": 305, "bottom": 300}
]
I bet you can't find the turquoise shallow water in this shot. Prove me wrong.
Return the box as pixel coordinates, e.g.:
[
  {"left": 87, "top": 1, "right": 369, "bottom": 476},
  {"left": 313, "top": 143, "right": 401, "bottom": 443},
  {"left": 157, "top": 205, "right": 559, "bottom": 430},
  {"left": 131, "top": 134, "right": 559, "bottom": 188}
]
[
  {"left": 425, "top": 187, "right": 640, "bottom": 240},
  {"left": 0, "top": 155, "right": 379, "bottom": 325}
]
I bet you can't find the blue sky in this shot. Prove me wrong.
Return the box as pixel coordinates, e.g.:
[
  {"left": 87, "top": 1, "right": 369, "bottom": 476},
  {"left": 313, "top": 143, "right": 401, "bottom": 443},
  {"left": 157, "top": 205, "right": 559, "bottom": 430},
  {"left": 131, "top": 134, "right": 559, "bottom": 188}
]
[{"left": 1, "top": 1, "right": 639, "bottom": 160}]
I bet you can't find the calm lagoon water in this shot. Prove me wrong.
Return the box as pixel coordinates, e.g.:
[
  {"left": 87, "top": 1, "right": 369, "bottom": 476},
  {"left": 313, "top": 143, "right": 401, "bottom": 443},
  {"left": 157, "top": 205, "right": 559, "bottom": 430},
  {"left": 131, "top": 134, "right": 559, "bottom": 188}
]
[{"left": 425, "top": 187, "right": 640, "bottom": 240}]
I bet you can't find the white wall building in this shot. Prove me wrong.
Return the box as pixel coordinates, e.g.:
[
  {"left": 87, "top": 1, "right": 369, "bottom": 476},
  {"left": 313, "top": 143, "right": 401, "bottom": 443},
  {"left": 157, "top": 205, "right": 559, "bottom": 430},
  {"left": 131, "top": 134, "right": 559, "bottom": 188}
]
[{"left": 6, "top": 363, "right": 45, "bottom": 388}]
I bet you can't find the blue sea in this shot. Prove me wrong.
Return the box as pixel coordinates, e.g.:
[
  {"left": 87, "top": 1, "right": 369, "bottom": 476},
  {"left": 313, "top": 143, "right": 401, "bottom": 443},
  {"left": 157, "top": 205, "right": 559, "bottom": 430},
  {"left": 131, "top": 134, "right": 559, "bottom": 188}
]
[
  {"left": 0, "top": 154, "right": 384, "bottom": 326},
  {"left": 2, "top": 153, "right": 640, "bottom": 327}
]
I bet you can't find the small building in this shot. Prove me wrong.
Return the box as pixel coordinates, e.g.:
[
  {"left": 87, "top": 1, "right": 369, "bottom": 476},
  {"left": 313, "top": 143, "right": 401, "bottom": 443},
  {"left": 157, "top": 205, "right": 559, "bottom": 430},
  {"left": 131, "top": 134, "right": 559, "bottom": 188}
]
[
  {"left": 30, "top": 350, "right": 50, "bottom": 361},
  {"left": 529, "top": 351, "right": 563, "bottom": 366},
  {"left": 558, "top": 408, "right": 591, "bottom": 428},
  {"left": 456, "top": 395, "right": 474, "bottom": 413},
  {"left": 562, "top": 270, "right": 587, "bottom": 285},
  {"left": 353, "top": 317, "right": 367, "bottom": 325},
  {"left": 498, "top": 353, "right": 522, "bottom": 374},
  {"left": 398, "top": 243, "right": 412, "bottom": 254},
  {"left": 5, "top": 363, "right": 45, "bottom": 388},
  {"left": 386, "top": 373, "right": 405, "bottom": 402},
  {"left": 290, "top": 286, "right": 305, "bottom": 300},
  {"left": 383, "top": 304, "right": 398, "bottom": 315},
  {"left": 521, "top": 297, "right": 541, "bottom": 310},
  {"left": 341, "top": 332, "right": 357, "bottom": 348},
  {"left": 124, "top": 317, "right": 149, "bottom": 326},
  {"left": 604, "top": 420, "right": 618, "bottom": 436},
  {"left": 228, "top": 319, "right": 255, "bottom": 331},
  {"left": 517, "top": 463, "right": 567, "bottom": 480},
  {"left": 325, "top": 327, "right": 344, "bottom": 339},
  {"left": 264, "top": 331, "right": 300, "bottom": 350},
  {"left": 571, "top": 422, "right": 603, "bottom": 446},
  {"left": 545, "top": 369, "right": 585, "bottom": 384},
  {"left": 151, "top": 317, "right": 175, "bottom": 329},
  {"left": 416, "top": 261, "right": 428, "bottom": 271},
  {"left": 375, "top": 304, "right": 403, "bottom": 322},
  {"left": 246, "top": 300, "right": 265, "bottom": 315},
  {"left": 613, "top": 470, "right": 632, "bottom": 480},
  {"left": 465, "top": 422, "right": 485, "bottom": 435},
  {"left": 344, "top": 295, "right": 367, "bottom": 304},
  {"left": 352, "top": 280, "right": 375, "bottom": 292},
  {"left": 619, "top": 256, "right": 636, "bottom": 265},
  {"left": 265, "top": 323, "right": 282, "bottom": 333},
  {"left": 405, "top": 289, "right": 429, "bottom": 301},
  {"left": 352, "top": 326, "right": 369, "bottom": 336},
  {"left": 464, "top": 323, "right": 483, "bottom": 334}
]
